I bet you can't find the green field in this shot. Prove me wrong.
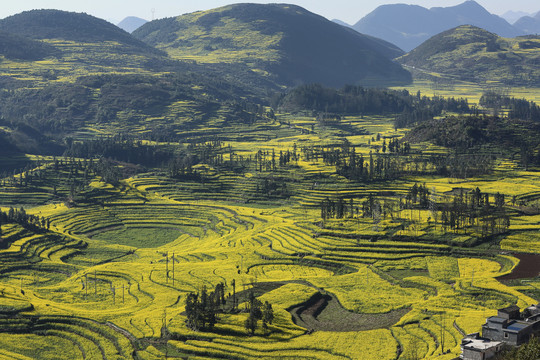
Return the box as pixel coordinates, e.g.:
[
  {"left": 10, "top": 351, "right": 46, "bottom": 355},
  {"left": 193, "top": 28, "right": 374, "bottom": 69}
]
[{"left": 1, "top": 82, "right": 539, "bottom": 359}]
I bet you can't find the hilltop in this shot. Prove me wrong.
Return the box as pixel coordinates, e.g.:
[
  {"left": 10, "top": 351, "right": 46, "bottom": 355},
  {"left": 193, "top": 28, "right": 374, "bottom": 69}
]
[
  {"left": 398, "top": 25, "right": 540, "bottom": 86},
  {"left": 0, "top": 9, "right": 160, "bottom": 56},
  {"left": 133, "top": 3, "right": 411, "bottom": 87},
  {"left": 117, "top": 16, "right": 148, "bottom": 33},
  {"left": 353, "top": 1, "right": 522, "bottom": 51},
  {"left": 514, "top": 12, "right": 540, "bottom": 35},
  {"left": 501, "top": 10, "right": 533, "bottom": 24}
]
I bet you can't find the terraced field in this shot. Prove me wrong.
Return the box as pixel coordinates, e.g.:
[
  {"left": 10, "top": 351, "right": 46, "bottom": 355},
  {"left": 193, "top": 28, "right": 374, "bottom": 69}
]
[{"left": 1, "top": 104, "right": 540, "bottom": 360}]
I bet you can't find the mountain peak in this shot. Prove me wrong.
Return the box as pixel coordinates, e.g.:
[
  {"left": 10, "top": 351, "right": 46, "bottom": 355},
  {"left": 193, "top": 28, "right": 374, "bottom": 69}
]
[
  {"left": 117, "top": 16, "right": 148, "bottom": 33},
  {"left": 353, "top": 1, "right": 522, "bottom": 51},
  {"left": 432, "top": 1, "right": 490, "bottom": 18},
  {"left": 398, "top": 24, "right": 540, "bottom": 86},
  {"left": 0, "top": 9, "right": 126, "bottom": 42},
  {"left": 0, "top": 9, "right": 162, "bottom": 57},
  {"left": 134, "top": 3, "right": 411, "bottom": 87}
]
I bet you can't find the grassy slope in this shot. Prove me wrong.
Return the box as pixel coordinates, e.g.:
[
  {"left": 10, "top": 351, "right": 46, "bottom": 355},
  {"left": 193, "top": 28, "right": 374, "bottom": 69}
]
[
  {"left": 133, "top": 3, "right": 411, "bottom": 87},
  {"left": 0, "top": 10, "right": 269, "bottom": 150},
  {"left": 398, "top": 25, "right": 540, "bottom": 86}
]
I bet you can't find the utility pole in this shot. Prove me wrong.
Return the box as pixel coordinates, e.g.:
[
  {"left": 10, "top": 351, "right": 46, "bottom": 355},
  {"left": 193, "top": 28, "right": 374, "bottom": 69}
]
[
  {"left": 165, "top": 252, "right": 169, "bottom": 283},
  {"left": 172, "top": 252, "right": 175, "bottom": 286},
  {"left": 85, "top": 273, "right": 88, "bottom": 297},
  {"left": 366, "top": 267, "right": 369, "bottom": 285},
  {"left": 110, "top": 284, "right": 116, "bottom": 305},
  {"left": 440, "top": 313, "right": 445, "bottom": 354}
]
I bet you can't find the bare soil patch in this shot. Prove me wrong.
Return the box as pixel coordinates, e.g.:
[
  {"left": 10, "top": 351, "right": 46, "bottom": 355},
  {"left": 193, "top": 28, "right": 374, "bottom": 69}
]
[
  {"left": 498, "top": 253, "right": 540, "bottom": 280},
  {"left": 288, "top": 291, "right": 409, "bottom": 332}
]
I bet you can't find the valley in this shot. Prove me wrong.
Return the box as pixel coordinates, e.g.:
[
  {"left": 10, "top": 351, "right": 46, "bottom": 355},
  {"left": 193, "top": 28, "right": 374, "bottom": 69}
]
[{"left": 0, "top": 2, "right": 539, "bottom": 360}]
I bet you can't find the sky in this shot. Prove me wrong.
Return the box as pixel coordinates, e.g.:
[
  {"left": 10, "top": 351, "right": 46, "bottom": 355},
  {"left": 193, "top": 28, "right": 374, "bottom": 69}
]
[{"left": 0, "top": 0, "right": 538, "bottom": 25}]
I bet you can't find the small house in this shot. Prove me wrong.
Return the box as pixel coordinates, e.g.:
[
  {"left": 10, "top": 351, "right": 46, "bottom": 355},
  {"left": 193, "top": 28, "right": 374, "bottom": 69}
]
[{"left": 460, "top": 333, "right": 503, "bottom": 360}]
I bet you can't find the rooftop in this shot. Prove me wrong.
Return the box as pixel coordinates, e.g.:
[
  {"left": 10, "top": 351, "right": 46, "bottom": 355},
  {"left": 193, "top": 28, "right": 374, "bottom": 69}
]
[
  {"left": 499, "top": 305, "right": 520, "bottom": 314},
  {"left": 462, "top": 338, "right": 503, "bottom": 351},
  {"left": 506, "top": 321, "right": 531, "bottom": 333},
  {"left": 487, "top": 316, "right": 508, "bottom": 323}
]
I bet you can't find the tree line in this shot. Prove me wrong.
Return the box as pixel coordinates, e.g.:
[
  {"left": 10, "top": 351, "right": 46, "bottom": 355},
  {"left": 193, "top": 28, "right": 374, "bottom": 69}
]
[
  {"left": 274, "top": 84, "right": 470, "bottom": 127},
  {"left": 0, "top": 207, "right": 51, "bottom": 238},
  {"left": 319, "top": 184, "right": 510, "bottom": 240}
]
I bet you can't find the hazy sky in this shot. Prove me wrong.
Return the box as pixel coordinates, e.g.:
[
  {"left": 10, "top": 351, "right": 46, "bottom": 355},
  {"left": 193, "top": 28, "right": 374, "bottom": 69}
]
[{"left": 1, "top": 1, "right": 538, "bottom": 25}]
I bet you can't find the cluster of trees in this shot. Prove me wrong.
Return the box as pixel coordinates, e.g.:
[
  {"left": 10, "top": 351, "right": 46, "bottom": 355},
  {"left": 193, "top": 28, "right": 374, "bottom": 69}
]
[
  {"left": 319, "top": 185, "right": 510, "bottom": 239},
  {"left": 438, "top": 189, "right": 510, "bottom": 237},
  {"left": 0, "top": 207, "right": 50, "bottom": 237},
  {"left": 1, "top": 167, "right": 48, "bottom": 188},
  {"left": 386, "top": 138, "right": 411, "bottom": 154},
  {"left": 404, "top": 183, "right": 430, "bottom": 209},
  {"left": 184, "top": 283, "right": 273, "bottom": 335},
  {"left": 244, "top": 292, "right": 274, "bottom": 335},
  {"left": 320, "top": 197, "right": 355, "bottom": 220},
  {"left": 256, "top": 176, "right": 290, "bottom": 199},
  {"left": 480, "top": 91, "right": 540, "bottom": 121},
  {"left": 274, "top": 85, "right": 470, "bottom": 127},
  {"left": 394, "top": 95, "right": 470, "bottom": 129},
  {"left": 432, "top": 153, "right": 494, "bottom": 179},
  {"left": 185, "top": 283, "right": 226, "bottom": 331},
  {"left": 407, "top": 185, "right": 510, "bottom": 237},
  {"left": 406, "top": 113, "right": 540, "bottom": 171},
  {"left": 304, "top": 140, "right": 491, "bottom": 182},
  {"left": 302, "top": 141, "right": 414, "bottom": 182},
  {"left": 64, "top": 136, "right": 174, "bottom": 167},
  {"left": 499, "top": 336, "right": 540, "bottom": 360}
]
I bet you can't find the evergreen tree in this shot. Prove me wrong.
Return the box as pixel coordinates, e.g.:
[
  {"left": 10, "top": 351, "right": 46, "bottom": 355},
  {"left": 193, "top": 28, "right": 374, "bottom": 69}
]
[{"left": 245, "top": 292, "right": 262, "bottom": 335}]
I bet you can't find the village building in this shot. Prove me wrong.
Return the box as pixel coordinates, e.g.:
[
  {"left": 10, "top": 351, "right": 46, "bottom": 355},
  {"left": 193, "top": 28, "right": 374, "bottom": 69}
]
[
  {"left": 482, "top": 305, "right": 540, "bottom": 346},
  {"left": 460, "top": 333, "right": 503, "bottom": 360},
  {"left": 461, "top": 304, "right": 540, "bottom": 360}
]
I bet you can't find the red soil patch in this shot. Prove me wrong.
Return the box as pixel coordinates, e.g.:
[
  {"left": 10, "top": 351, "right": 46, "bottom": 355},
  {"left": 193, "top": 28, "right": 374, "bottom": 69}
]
[{"left": 498, "top": 253, "right": 540, "bottom": 280}]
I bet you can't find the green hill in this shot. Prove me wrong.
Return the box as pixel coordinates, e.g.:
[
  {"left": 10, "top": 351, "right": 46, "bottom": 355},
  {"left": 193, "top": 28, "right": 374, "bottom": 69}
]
[
  {"left": 0, "top": 9, "right": 270, "bottom": 146},
  {"left": 398, "top": 25, "right": 540, "bottom": 86},
  {"left": 0, "top": 31, "right": 57, "bottom": 61},
  {"left": 133, "top": 3, "right": 411, "bottom": 87},
  {"left": 0, "top": 9, "right": 158, "bottom": 55}
]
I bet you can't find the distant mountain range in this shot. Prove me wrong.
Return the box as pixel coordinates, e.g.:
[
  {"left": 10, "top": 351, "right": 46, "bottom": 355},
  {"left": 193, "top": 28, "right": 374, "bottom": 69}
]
[
  {"left": 351, "top": 1, "right": 524, "bottom": 51},
  {"left": 331, "top": 19, "right": 351, "bottom": 28},
  {"left": 398, "top": 25, "right": 540, "bottom": 86},
  {"left": 514, "top": 12, "right": 540, "bottom": 35},
  {"left": 133, "top": 3, "right": 411, "bottom": 87},
  {"left": 117, "top": 16, "right": 148, "bottom": 33},
  {"left": 501, "top": 10, "right": 533, "bottom": 24}
]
